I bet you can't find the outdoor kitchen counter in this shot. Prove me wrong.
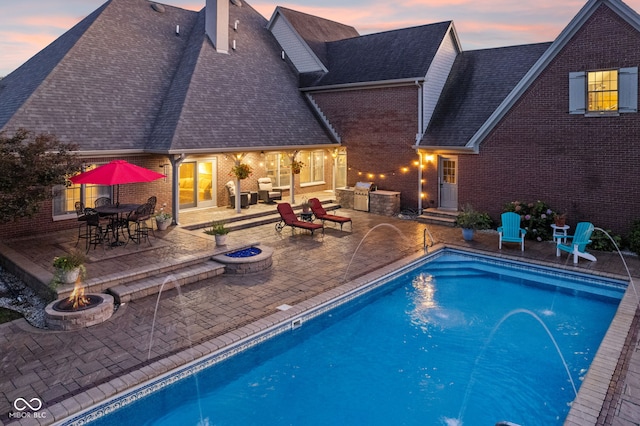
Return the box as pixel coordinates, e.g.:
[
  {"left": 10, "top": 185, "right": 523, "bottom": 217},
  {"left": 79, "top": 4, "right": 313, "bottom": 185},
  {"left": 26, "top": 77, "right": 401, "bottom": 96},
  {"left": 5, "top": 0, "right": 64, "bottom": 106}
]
[{"left": 336, "top": 188, "right": 400, "bottom": 216}]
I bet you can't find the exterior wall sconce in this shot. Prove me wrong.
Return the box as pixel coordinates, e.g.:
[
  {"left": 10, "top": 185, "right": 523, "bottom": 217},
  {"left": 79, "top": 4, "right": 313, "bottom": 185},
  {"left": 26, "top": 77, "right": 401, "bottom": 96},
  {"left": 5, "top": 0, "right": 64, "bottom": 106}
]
[{"left": 159, "top": 163, "right": 169, "bottom": 182}]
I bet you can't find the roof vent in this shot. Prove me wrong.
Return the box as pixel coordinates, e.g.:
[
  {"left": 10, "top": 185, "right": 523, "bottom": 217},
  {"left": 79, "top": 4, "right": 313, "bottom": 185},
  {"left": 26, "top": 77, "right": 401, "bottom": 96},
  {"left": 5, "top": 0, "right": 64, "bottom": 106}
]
[
  {"left": 151, "top": 3, "right": 166, "bottom": 13},
  {"left": 231, "top": 0, "right": 242, "bottom": 6}
]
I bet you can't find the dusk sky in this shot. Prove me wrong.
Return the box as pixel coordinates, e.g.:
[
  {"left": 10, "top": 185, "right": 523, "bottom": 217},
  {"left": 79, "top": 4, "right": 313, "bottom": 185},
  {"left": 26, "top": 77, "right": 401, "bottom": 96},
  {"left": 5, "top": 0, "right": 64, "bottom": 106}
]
[{"left": 2, "top": 0, "right": 640, "bottom": 76}]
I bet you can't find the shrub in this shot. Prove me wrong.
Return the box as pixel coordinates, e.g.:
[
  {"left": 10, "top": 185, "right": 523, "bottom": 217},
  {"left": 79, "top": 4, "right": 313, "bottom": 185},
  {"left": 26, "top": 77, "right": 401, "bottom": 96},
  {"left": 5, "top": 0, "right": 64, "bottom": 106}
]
[
  {"left": 628, "top": 220, "right": 640, "bottom": 255},
  {"left": 455, "top": 204, "right": 492, "bottom": 230},
  {"left": 589, "top": 229, "right": 622, "bottom": 252},
  {"left": 503, "top": 200, "right": 555, "bottom": 241}
]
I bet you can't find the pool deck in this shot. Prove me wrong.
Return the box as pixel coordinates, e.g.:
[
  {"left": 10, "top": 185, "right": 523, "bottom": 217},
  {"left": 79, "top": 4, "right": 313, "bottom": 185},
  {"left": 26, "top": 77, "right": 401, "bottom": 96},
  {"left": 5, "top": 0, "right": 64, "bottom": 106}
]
[{"left": 1, "top": 196, "right": 640, "bottom": 425}]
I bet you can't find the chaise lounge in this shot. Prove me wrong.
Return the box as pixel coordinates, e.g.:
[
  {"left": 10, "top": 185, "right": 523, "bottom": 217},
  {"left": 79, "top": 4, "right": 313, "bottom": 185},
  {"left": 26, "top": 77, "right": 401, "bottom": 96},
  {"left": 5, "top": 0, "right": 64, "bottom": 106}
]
[
  {"left": 309, "top": 198, "right": 352, "bottom": 231},
  {"left": 276, "top": 203, "right": 323, "bottom": 235}
]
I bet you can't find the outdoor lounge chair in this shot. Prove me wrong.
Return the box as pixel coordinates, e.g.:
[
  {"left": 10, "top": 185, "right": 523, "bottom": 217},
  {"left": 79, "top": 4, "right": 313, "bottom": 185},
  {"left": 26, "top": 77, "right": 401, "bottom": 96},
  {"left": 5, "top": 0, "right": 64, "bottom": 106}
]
[
  {"left": 556, "top": 221, "right": 597, "bottom": 264},
  {"left": 498, "top": 212, "right": 527, "bottom": 251},
  {"left": 225, "top": 180, "right": 250, "bottom": 208},
  {"left": 276, "top": 203, "right": 323, "bottom": 235},
  {"left": 257, "top": 177, "right": 282, "bottom": 203},
  {"left": 309, "top": 198, "right": 352, "bottom": 231}
]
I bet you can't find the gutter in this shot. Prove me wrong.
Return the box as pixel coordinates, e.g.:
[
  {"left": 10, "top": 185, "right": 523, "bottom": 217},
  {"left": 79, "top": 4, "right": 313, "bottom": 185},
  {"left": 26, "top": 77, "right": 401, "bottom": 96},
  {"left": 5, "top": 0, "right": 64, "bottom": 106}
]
[
  {"left": 160, "top": 144, "right": 340, "bottom": 155},
  {"left": 301, "top": 77, "right": 425, "bottom": 93}
]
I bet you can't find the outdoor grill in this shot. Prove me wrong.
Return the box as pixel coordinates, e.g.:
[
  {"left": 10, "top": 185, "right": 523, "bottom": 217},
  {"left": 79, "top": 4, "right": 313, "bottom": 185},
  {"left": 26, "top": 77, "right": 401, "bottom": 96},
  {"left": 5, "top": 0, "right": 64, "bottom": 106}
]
[{"left": 353, "top": 181, "right": 375, "bottom": 212}]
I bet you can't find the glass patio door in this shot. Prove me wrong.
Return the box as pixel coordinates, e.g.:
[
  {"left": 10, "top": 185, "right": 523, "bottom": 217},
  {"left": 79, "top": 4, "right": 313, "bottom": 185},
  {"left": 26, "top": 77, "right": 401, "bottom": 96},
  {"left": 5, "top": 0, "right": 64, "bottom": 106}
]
[{"left": 179, "top": 159, "right": 217, "bottom": 209}]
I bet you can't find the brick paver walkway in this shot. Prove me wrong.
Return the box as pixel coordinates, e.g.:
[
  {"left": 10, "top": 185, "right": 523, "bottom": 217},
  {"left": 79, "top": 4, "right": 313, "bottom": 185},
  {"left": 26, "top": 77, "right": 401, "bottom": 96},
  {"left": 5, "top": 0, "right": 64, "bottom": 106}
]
[{"left": 1, "top": 208, "right": 640, "bottom": 425}]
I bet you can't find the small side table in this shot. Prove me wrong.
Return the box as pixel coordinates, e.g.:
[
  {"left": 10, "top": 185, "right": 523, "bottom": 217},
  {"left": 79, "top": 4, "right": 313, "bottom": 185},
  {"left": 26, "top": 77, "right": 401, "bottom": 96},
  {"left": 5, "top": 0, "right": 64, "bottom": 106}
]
[
  {"left": 300, "top": 212, "right": 314, "bottom": 222},
  {"left": 551, "top": 224, "right": 570, "bottom": 243}
]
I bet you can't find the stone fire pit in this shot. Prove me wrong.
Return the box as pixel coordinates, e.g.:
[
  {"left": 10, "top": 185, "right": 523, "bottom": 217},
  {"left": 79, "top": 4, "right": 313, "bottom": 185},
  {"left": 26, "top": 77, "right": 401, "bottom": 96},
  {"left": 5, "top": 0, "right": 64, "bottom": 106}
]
[{"left": 44, "top": 294, "right": 114, "bottom": 331}]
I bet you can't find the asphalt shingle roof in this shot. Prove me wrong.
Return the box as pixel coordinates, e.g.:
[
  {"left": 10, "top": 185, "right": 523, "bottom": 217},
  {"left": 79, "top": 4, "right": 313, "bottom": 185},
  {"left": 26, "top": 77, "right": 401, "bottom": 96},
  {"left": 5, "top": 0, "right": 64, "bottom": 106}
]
[
  {"left": 423, "top": 42, "right": 552, "bottom": 147},
  {"left": 151, "top": 3, "right": 335, "bottom": 151},
  {"left": 306, "top": 22, "right": 452, "bottom": 87},
  {"left": 0, "top": 0, "right": 335, "bottom": 153},
  {"left": 276, "top": 7, "right": 359, "bottom": 68}
]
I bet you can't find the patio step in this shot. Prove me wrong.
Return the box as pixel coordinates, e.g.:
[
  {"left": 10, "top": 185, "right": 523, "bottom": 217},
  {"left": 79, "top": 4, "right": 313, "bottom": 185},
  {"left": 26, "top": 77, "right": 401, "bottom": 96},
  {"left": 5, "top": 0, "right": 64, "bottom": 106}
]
[
  {"left": 104, "top": 242, "right": 262, "bottom": 303},
  {"left": 183, "top": 201, "right": 343, "bottom": 231},
  {"left": 55, "top": 241, "right": 261, "bottom": 302},
  {"left": 107, "top": 260, "right": 226, "bottom": 304},
  {"left": 417, "top": 208, "right": 459, "bottom": 227}
]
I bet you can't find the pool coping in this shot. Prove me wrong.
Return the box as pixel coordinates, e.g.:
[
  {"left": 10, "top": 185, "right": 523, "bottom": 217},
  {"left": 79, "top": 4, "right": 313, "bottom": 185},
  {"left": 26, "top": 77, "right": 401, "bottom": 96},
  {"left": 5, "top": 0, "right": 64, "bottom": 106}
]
[{"left": 44, "top": 244, "right": 636, "bottom": 425}]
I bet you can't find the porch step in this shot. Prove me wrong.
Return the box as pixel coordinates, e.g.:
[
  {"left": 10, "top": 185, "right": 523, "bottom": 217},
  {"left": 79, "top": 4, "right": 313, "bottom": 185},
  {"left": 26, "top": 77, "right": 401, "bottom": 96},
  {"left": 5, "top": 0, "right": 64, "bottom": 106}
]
[
  {"left": 417, "top": 208, "right": 459, "bottom": 227},
  {"left": 183, "top": 201, "right": 343, "bottom": 231}
]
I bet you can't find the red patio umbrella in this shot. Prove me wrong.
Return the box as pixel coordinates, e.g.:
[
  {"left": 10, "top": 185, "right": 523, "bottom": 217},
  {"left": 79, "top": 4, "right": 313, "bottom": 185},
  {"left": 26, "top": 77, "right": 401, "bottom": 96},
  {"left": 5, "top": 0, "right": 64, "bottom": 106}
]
[{"left": 70, "top": 160, "right": 166, "bottom": 202}]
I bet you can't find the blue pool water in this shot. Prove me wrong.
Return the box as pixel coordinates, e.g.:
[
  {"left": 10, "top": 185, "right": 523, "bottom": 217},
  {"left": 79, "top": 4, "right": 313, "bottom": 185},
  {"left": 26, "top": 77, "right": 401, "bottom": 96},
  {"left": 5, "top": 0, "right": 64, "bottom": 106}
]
[{"left": 81, "top": 251, "right": 625, "bottom": 426}]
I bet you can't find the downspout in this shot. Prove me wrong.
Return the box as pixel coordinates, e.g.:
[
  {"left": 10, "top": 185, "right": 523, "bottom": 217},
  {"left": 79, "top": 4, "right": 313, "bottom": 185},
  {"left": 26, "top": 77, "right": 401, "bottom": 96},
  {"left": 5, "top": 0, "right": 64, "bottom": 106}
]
[
  {"left": 170, "top": 153, "right": 186, "bottom": 225},
  {"left": 415, "top": 80, "right": 424, "bottom": 214}
]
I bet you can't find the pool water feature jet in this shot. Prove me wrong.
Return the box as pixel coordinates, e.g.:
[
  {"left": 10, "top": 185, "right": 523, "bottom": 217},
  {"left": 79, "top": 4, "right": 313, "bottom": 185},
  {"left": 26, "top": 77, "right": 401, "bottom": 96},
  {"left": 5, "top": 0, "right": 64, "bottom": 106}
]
[
  {"left": 147, "top": 275, "right": 206, "bottom": 426},
  {"left": 594, "top": 227, "right": 637, "bottom": 301},
  {"left": 454, "top": 308, "right": 577, "bottom": 425},
  {"left": 343, "top": 223, "right": 409, "bottom": 283}
]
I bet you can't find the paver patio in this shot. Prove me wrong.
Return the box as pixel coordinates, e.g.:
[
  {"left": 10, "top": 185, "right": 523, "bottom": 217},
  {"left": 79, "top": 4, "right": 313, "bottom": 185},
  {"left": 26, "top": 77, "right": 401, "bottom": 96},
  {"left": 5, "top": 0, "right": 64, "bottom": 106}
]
[{"left": 1, "top": 205, "right": 639, "bottom": 425}]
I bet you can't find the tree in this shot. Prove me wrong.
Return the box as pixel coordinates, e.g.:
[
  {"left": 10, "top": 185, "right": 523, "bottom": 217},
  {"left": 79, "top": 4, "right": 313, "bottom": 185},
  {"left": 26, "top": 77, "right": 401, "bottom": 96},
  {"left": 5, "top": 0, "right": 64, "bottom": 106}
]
[{"left": 0, "top": 128, "right": 83, "bottom": 221}]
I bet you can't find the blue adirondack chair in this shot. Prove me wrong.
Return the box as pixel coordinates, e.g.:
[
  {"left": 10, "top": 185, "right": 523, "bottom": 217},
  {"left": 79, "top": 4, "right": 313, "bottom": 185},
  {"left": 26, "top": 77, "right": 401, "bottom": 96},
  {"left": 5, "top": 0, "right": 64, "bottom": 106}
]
[
  {"left": 556, "top": 222, "right": 597, "bottom": 264},
  {"left": 498, "top": 212, "right": 527, "bottom": 251}
]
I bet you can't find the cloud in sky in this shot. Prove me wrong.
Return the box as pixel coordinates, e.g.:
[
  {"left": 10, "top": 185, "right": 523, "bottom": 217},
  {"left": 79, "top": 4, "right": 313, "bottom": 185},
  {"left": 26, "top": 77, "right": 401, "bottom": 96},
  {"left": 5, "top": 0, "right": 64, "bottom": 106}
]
[{"left": 2, "top": 0, "right": 640, "bottom": 76}]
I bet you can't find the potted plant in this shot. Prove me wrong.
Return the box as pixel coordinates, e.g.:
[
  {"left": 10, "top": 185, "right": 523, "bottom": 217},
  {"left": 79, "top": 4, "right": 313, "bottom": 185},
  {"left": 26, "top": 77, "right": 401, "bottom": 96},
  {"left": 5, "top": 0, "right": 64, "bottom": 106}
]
[
  {"left": 553, "top": 212, "right": 567, "bottom": 227},
  {"left": 155, "top": 204, "right": 172, "bottom": 231},
  {"left": 301, "top": 197, "right": 311, "bottom": 213},
  {"left": 230, "top": 163, "right": 252, "bottom": 180},
  {"left": 52, "top": 250, "right": 87, "bottom": 285},
  {"left": 204, "top": 221, "right": 230, "bottom": 245},
  {"left": 455, "top": 204, "right": 492, "bottom": 241},
  {"left": 291, "top": 160, "right": 304, "bottom": 175}
]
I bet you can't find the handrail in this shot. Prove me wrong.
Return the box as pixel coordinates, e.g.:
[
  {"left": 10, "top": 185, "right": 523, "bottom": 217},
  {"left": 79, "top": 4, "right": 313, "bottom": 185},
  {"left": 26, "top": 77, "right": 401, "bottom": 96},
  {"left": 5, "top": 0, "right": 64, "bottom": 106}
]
[{"left": 423, "top": 227, "right": 435, "bottom": 250}]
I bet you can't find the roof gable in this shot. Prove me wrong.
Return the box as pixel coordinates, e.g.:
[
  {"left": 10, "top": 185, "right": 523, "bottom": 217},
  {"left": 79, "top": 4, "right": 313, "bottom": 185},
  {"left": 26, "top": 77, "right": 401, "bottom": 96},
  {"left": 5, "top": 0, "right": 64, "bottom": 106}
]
[
  {"left": 464, "top": 0, "right": 640, "bottom": 151},
  {"left": 267, "top": 7, "right": 359, "bottom": 72}
]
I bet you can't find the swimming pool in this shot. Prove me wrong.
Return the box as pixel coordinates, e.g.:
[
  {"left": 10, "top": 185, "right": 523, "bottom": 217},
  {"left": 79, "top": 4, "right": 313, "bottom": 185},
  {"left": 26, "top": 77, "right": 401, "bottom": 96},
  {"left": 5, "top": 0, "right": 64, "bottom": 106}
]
[{"left": 65, "top": 250, "right": 625, "bottom": 425}]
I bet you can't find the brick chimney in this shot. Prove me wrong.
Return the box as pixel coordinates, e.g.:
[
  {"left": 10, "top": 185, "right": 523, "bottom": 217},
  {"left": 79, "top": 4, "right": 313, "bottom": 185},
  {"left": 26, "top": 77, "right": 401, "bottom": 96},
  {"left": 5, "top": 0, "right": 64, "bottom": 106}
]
[{"left": 206, "top": 0, "right": 229, "bottom": 54}]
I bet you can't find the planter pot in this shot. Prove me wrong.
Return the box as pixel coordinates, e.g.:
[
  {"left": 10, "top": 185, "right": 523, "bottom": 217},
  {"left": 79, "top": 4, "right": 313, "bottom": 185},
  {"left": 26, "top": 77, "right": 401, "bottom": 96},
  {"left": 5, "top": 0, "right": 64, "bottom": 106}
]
[
  {"left": 156, "top": 219, "right": 170, "bottom": 231},
  {"left": 554, "top": 218, "right": 566, "bottom": 227},
  {"left": 59, "top": 267, "right": 80, "bottom": 284},
  {"left": 461, "top": 228, "right": 475, "bottom": 241},
  {"left": 215, "top": 234, "right": 228, "bottom": 246}
]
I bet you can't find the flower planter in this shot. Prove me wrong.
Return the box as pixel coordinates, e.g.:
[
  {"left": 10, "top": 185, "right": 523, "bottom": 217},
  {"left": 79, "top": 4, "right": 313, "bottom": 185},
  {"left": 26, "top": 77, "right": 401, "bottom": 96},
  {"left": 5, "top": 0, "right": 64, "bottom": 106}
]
[
  {"left": 461, "top": 228, "right": 475, "bottom": 241},
  {"left": 59, "top": 267, "right": 81, "bottom": 284},
  {"left": 156, "top": 219, "right": 170, "bottom": 231},
  {"left": 215, "top": 234, "right": 228, "bottom": 246}
]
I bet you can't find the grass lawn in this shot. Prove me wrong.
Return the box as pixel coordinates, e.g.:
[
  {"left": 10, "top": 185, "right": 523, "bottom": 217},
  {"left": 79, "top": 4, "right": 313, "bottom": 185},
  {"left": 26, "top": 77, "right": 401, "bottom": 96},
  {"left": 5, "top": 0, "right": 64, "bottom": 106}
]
[{"left": 0, "top": 307, "right": 22, "bottom": 324}]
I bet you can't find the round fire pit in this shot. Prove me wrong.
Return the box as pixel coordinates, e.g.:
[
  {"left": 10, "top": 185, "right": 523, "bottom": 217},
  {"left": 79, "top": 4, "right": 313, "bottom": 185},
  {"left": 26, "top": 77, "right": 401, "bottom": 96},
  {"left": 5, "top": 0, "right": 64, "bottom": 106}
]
[{"left": 45, "top": 294, "right": 114, "bottom": 331}]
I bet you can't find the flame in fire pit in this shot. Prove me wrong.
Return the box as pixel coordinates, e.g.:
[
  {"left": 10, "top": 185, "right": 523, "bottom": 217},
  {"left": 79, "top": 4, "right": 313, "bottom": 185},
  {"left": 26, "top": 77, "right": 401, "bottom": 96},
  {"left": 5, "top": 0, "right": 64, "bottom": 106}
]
[{"left": 68, "top": 275, "right": 90, "bottom": 309}]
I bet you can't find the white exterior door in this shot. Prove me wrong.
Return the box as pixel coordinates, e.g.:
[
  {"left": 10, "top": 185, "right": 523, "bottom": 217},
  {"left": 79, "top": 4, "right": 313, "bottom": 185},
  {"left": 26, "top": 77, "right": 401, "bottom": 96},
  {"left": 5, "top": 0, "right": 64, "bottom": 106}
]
[{"left": 439, "top": 156, "right": 458, "bottom": 210}]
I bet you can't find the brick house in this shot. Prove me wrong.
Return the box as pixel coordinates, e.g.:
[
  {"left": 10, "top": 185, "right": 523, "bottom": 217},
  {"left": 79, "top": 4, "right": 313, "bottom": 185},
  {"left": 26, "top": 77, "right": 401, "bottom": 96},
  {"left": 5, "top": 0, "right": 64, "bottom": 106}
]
[{"left": 1, "top": 0, "right": 639, "bottom": 238}]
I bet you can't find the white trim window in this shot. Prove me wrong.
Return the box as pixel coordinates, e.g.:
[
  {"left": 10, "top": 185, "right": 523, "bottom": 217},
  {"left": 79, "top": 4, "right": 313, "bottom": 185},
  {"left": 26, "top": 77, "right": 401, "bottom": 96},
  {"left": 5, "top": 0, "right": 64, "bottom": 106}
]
[
  {"left": 52, "top": 182, "right": 111, "bottom": 219},
  {"left": 299, "top": 150, "right": 325, "bottom": 185},
  {"left": 570, "top": 67, "right": 638, "bottom": 115}
]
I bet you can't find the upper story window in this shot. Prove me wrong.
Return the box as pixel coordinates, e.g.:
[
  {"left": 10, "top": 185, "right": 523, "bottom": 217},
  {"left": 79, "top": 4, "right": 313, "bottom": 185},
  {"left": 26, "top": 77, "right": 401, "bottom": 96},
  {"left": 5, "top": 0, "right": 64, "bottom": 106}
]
[
  {"left": 570, "top": 67, "right": 637, "bottom": 115},
  {"left": 587, "top": 70, "right": 618, "bottom": 112}
]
